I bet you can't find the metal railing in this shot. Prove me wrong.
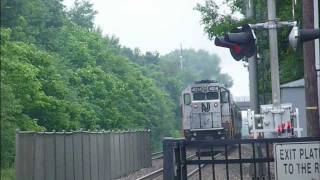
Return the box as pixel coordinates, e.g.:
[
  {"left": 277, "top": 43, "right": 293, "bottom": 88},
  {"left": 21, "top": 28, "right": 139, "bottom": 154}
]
[{"left": 163, "top": 137, "right": 320, "bottom": 180}]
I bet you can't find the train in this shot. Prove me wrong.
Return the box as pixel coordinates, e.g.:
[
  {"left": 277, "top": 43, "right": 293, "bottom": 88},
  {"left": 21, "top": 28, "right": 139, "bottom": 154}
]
[{"left": 181, "top": 80, "right": 242, "bottom": 141}]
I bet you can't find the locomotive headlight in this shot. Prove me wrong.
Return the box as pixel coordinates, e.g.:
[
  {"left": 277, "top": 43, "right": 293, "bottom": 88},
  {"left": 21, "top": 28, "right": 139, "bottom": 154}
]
[
  {"left": 214, "top": 103, "right": 218, "bottom": 107},
  {"left": 193, "top": 104, "right": 198, "bottom": 108}
]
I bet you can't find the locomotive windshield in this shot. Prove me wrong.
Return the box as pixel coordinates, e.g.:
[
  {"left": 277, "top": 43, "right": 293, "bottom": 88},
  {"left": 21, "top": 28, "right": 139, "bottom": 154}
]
[
  {"left": 193, "top": 92, "right": 219, "bottom": 100},
  {"left": 206, "top": 92, "right": 219, "bottom": 100},
  {"left": 193, "top": 92, "right": 205, "bottom": 100},
  {"left": 221, "top": 91, "right": 229, "bottom": 103},
  {"left": 184, "top": 93, "right": 191, "bottom": 105}
]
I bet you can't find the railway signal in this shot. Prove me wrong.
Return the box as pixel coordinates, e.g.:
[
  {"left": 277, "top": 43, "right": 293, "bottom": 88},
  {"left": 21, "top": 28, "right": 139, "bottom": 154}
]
[
  {"left": 214, "top": 24, "right": 256, "bottom": 61},
  {"left": 289, "top": 24, "right": 320, "bottom": 50}
]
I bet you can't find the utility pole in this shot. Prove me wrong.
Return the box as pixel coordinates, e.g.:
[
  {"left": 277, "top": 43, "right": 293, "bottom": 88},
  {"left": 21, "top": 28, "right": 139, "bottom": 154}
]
[
  {"left": 246, "top": 0, "right": 259, "bottom": 114},
  {"left": 179, "top": 43, "right": 183, "bottom": 70},
  {"left": 267, "top": 0, "right": 281, "bottom": 108},
  {"left": 315, "top": 0, "right": 320, "bottom": 127},
  {"left": 216, "top": 0, "right": 304, "bottom": 139},
  {"left": 302, "top": 0, "right": 320, "bottom": 137},
  {"left": 246, "top": 1, "right": 264, "bottom": 178}
]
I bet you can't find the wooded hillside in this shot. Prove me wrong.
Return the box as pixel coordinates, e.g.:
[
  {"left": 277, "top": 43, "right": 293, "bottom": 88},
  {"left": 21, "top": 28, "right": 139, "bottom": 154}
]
[{"left": 0, "top": 0, "right": 232, "bottom": 170}]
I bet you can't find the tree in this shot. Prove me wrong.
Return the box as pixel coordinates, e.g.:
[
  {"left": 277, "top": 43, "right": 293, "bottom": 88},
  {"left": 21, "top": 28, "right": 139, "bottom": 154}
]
[
  {"left": 161, "top": 49, "right": 233, "bottom": 88},
  {"left": 194, "top": 0, "right": 246, "bottom": 38},
  {"left": 195, "top": 0, "right": 304, "bottom": 104},
  {"left": 68, "top": 0, "right": 97, "bottom": 30},
  {"left": 0, "top": 0, "right": 234, "bottom": 169}
]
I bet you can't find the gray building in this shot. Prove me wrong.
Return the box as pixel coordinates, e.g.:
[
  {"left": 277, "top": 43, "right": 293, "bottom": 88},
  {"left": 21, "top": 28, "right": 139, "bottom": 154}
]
[{"left": 280, "top": 79, "right": 307, "bottom": 136}]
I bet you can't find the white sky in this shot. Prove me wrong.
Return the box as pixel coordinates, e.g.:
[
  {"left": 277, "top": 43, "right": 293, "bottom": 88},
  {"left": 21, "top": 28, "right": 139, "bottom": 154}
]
[{"left": 63, "top": 0, "right": 250, "bottom": 98}]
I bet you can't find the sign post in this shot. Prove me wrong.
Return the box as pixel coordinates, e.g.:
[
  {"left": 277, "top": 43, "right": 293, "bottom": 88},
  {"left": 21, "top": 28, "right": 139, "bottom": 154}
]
[{"left": 274, "top": 142, "right": 320, "bottom": 180}]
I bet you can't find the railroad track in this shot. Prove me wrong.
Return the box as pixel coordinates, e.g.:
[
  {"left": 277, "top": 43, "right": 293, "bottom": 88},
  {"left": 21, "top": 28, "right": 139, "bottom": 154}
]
[
  {"left": 136, "top": 154, "right": 199, "bottom": 180},
  {"left": 151, "top": 151, "right": 163, "bottom": 160},
  {"left": 186, "top": 151, "right": 221, "bottom": 178}
]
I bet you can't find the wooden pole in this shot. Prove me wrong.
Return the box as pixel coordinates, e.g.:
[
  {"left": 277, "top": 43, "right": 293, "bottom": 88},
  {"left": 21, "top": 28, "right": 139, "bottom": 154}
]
[{"left": 302, "top": 0, "right": 320, "bottom": 137}]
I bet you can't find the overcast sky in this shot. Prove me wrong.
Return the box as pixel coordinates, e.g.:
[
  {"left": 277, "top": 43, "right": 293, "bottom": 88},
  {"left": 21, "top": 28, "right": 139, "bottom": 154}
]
[{"left": 63, "top": 0, "right": 250, "bottom": 98}]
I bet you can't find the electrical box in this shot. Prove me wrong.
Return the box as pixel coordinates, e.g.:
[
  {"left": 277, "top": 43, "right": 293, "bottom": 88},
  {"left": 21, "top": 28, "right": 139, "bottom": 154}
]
[{"left": 248, "top": 103, "right": 302, "bottom": 138}]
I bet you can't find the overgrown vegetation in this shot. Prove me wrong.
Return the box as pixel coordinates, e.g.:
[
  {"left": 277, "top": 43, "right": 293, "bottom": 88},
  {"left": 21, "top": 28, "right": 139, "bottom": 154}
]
[
  {"left": 0, "top": 0, "right": 232, "bottom": 170},
  {"left": 1, "top": 168, "right": 15, "bottom": 180}
]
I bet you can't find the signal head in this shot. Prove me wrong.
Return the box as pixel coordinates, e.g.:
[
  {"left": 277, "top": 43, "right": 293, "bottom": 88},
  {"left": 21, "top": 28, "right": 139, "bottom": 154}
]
[
  {"left": 289, "top": 25, "right": 299, "bottom": 50},
  {"left": 214, "top": 24, "right": 256, "bottom": 61},
  {"left": 214, "top": 37, "right": 244, "bottom": 61},
  {"left": 289, "top": 22, "right": 320, "bottom": 50}
]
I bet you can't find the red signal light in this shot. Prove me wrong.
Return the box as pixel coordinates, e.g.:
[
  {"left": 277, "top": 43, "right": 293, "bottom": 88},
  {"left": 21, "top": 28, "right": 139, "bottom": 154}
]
[
  {"left": 214, "top": 37, "right": 244, "bottom": 61},
  {"left": 287, "top": 122, "right": 292, "bottom": 129},
  {"left": 214, "top": 24, "right": 256, "bottom": 61},
  {"left": 232, "top": 45, "right": 241, "bottom": 53}
]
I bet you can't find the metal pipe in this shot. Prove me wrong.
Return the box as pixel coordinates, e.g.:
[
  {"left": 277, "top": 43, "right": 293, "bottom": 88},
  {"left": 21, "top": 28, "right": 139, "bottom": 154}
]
[
  {"left": 248, "top": 56, "right": 259, "bottom": 113},
  {"left": 246, "top": 0, "right": 259, "bottom": 113},
  {"left": 267, "top": 0, "right": 281, "bottom": 107}
]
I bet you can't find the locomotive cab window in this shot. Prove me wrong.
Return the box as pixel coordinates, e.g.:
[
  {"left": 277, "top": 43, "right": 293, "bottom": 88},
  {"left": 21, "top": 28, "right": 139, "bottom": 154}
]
[
  {"left": 193, "top": 92, "right": 205, "bottom": 100},
  {"left": 183, "top": 93, "right": 191, "bottom": 105},
  {"left": 206, "top": 92, "right": 219, "bottom": 100},
  {"left": 221, "top": 91, "right": 229, "bottom": 103}
]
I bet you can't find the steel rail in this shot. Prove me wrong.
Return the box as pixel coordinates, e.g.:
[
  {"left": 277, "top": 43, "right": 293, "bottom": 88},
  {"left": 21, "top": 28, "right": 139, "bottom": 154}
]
[
  {"left": 187, "top": 164, "right": 206, "bottom": 178},
  {"left": 136, "top": 168, "right": 163, "bottom": 180},
  {"left": 186, "top": 151, "right": 222, "bottom": 178},
  {"left": 151, "top": 151, "right": 163, "bottom": 160},
  {"left": 152, "top": 151, "right": 163, "bottom": 156},
  {"left": 151, "top": 155, "right": 163, "bottom": 160},
  {"left": 136, "top": 154, "right": 196, "bottom": 180}
]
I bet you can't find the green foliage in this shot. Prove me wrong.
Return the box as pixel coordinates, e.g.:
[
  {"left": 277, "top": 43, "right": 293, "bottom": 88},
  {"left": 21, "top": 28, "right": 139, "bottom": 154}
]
[
  {"left": 1, "top": 0, "right": 66, "bottom": 47},
  {"left": 1, "top": 168, "right": 15, "bottom": 180},
  {"left": 1, "top": 0, "right": 232, "bottom": 168},
  {"left": 194, "top": 0, "right": 247, "bottom": 38},
  {"left": 121, "top": 48, "right": 233, "bottom": 135},
  {"left": 196, "top": 0, "right": 304, "bottom": 103},
  {"left": 253, "top": 0, "right": 303, "bottom": 103},
  {"left": 161, "top": 49, "right": 233, "bottom": 88},
  {"left": 1, "top": 28, "right": 45, "bottom": 167},
  {"left": 68, "top": 0, "right": 97, "bottom": 30}
]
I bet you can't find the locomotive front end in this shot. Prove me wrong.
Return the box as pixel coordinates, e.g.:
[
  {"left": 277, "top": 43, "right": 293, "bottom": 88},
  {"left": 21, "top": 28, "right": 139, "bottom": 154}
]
[{"left": 181, "top": 80, "right": 230, "bottom": 140}]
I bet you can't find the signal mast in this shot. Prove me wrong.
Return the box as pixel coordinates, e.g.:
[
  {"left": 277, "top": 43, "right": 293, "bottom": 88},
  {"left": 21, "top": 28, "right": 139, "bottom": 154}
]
[{"left": 213, "top": 9, "right": 319, "bottom": 139}]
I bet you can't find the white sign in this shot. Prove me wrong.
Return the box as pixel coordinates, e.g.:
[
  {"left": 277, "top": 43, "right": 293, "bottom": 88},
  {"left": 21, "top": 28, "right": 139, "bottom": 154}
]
[{"left": 274, "top": 141, "right": 320, "bottom": 180}]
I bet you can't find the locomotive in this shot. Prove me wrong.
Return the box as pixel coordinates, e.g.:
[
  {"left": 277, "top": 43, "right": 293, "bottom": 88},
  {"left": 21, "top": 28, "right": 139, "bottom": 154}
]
[{"left": 181, "top": 80, "right": 242, "bottom": 140}]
